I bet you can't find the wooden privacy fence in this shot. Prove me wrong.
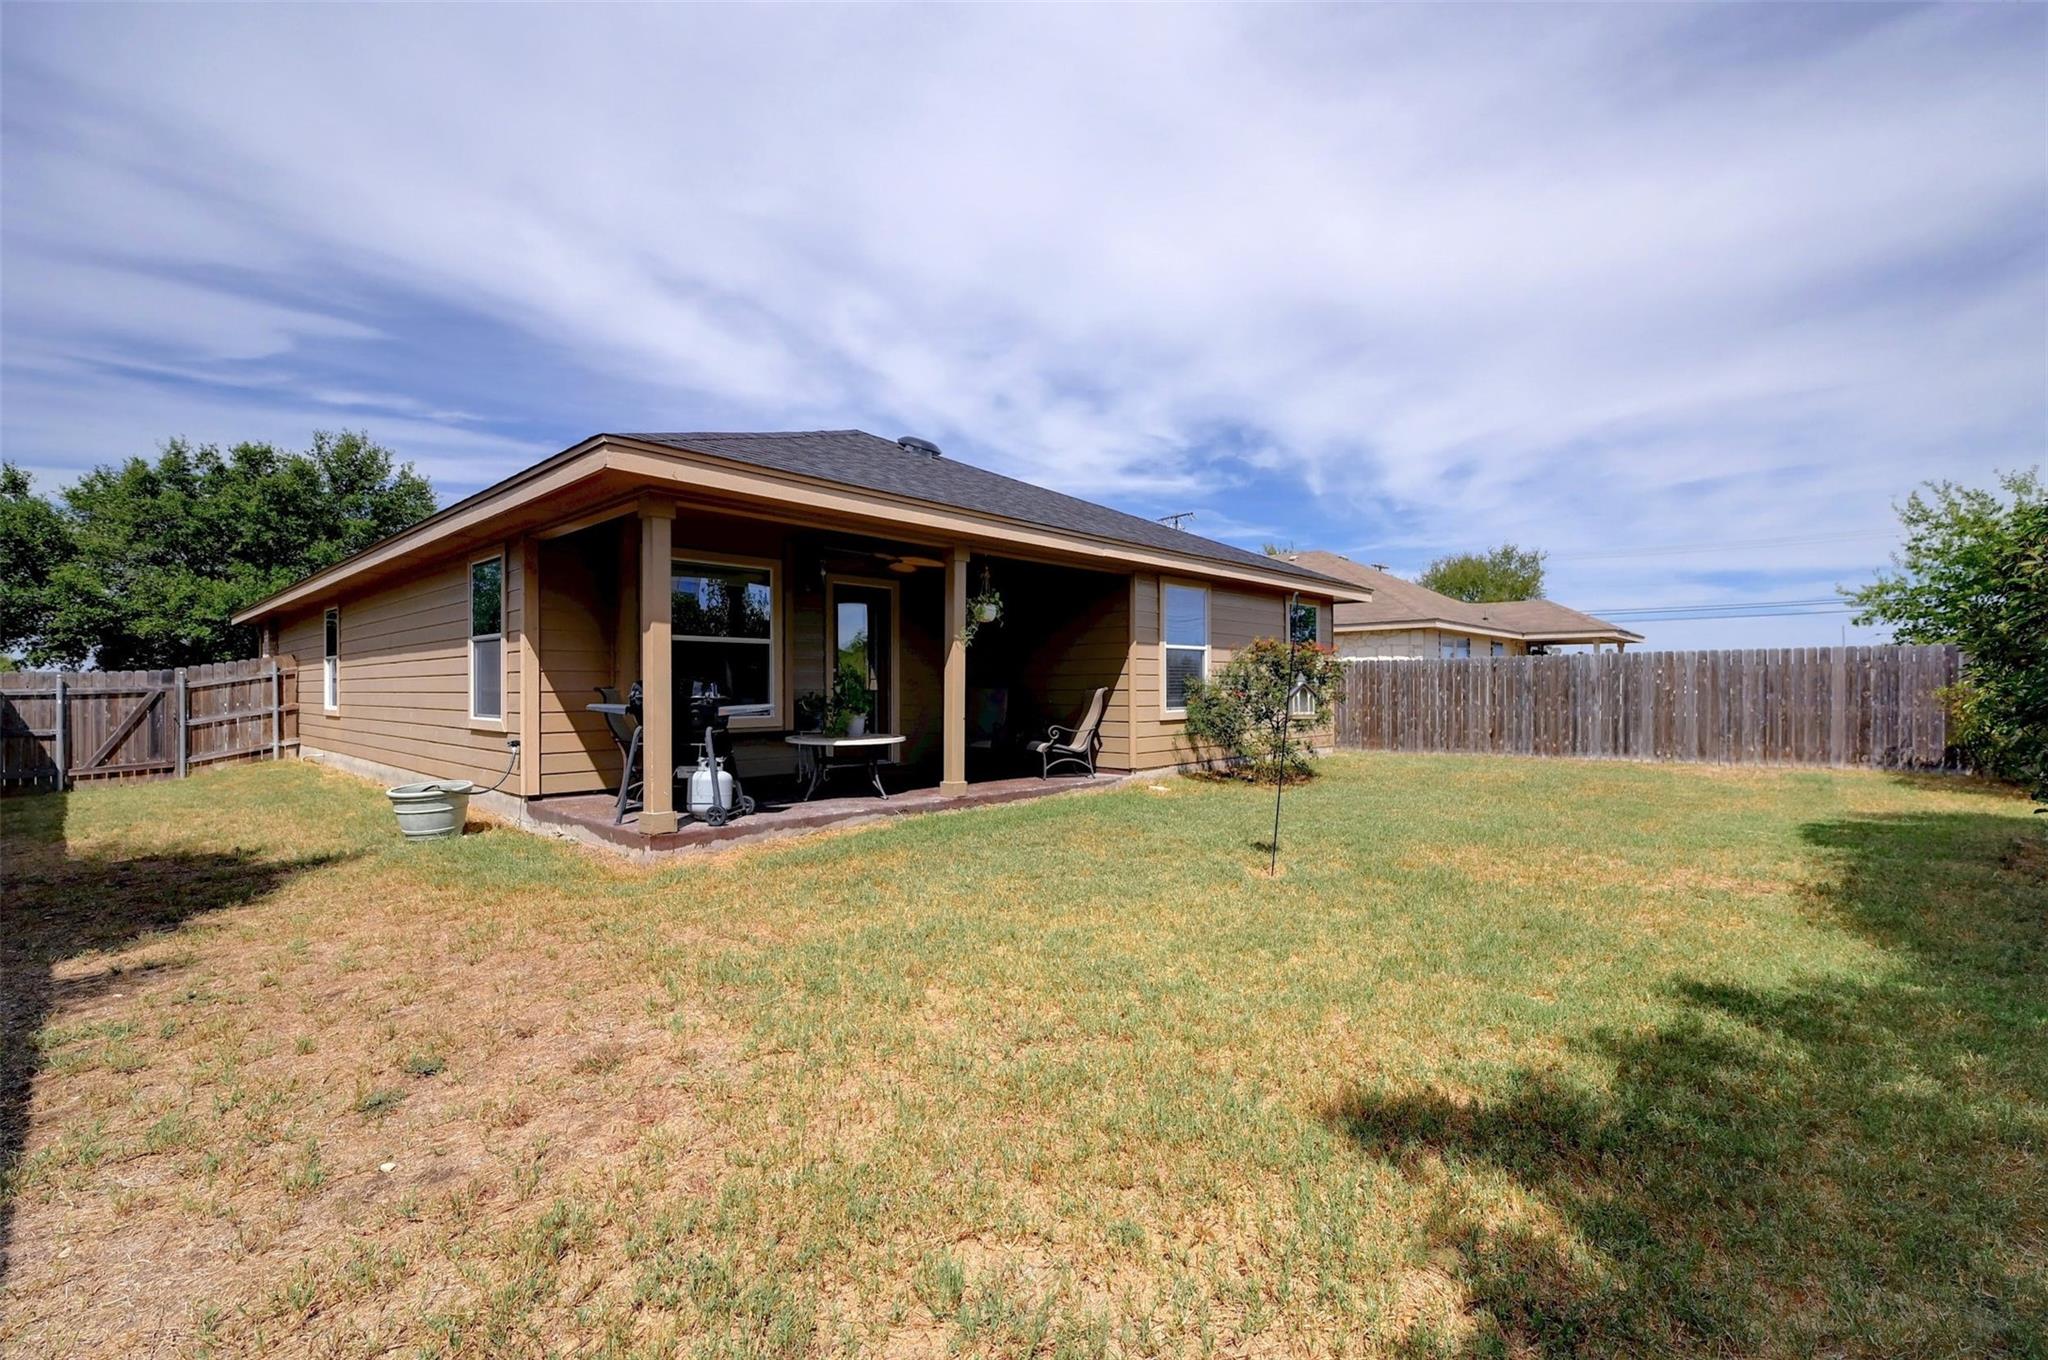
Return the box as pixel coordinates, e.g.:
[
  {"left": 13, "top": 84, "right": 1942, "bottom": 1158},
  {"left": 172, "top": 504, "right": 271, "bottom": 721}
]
[
  {"left": 0, "top": 657, "right": 300, "bottom": 791},
  {"left": 1332, "top": 645, "right": 1964, "bottom": 770}
]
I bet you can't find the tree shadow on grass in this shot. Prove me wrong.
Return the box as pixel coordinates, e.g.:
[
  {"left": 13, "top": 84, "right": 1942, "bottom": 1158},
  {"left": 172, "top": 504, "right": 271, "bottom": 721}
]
[
  {"left": 0, "top": 791, "right": 347, "bottom": 1289},
  {"left": 1885, "top": 769, "right": 2034, "bottom": 802},
  {"left": 1329, "top": 810, "right": 2048, "bottom": 1358}
]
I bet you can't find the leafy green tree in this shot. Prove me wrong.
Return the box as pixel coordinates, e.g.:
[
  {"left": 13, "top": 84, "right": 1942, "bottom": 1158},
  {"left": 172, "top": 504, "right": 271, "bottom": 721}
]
[
  {"left": 21, "top": 431, "right": 435, "bottom": 668},
  {"left": 1418, "top": 543, "right": 1546, "bottom": 602},
  {"left": 1847, "top": 470, "right": 2046, "bottom": 805},
  {"left": 0, "top": 462, "right": 77, "bottom": 660},
  {"left": 1183, "top": 635, "right": 1344, "bottom": 781}
]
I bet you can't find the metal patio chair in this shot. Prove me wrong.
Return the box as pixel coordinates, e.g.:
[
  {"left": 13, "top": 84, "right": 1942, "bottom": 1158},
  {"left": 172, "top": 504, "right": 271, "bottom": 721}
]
[{"left": 1027, "top": 686, "right": 1107, "bottom": 778}]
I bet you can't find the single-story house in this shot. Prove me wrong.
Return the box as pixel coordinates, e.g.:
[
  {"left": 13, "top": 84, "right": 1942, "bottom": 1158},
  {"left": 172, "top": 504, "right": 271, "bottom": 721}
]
[
  {"left": 233, "top": 431, "right": 1364, "bottom": 835},
  {"left": 1280, "top": 551, "right": 1642, "bottom": 659}
]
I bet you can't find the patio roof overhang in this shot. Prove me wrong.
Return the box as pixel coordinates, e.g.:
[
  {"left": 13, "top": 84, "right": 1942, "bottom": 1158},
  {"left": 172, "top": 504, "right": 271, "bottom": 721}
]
[
  {"left": 1332, "top": 618, "right": 1644, "bottom": 647},
  {"left": 1333, "top": 617, "right": 1528, "bottom": 643},
  {"left": 1517, "top": 628, "right": 1647, "bottom": 645},
  {"left": 234, "top": 434, "right": 1367, "bottom": 625}
]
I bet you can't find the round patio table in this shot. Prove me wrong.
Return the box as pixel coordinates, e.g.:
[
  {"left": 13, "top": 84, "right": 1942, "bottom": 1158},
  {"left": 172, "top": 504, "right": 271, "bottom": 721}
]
[{"left": 784, "top": 733, "right": 907, "bottom": 801}]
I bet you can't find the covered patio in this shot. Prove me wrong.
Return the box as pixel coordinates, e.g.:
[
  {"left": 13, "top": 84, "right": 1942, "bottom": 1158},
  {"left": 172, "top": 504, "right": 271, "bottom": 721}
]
[{"left": 528, "top": 497, "right": 1137, "bottom": 836}]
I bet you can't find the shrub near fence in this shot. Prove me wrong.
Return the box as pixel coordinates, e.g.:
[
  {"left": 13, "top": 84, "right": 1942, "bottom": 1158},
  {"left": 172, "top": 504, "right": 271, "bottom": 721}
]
[
  {"left": 0, "top": 657, "right": 300, "bottom": 791},
  {"left": 1332, "top": 645, "right": 1963, "bottom": 770}
]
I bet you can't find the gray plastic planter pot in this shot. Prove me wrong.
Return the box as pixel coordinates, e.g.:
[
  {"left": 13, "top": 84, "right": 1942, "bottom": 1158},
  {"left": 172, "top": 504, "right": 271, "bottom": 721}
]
[{"left": 386, "top": 780, "right": 477, "bottom": 840}]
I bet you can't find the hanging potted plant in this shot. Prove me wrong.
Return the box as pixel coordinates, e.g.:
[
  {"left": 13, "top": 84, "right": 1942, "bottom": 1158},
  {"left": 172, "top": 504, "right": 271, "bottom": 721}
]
[{"left": 959, "top": 562, "right": 1004, "bottom": 646}]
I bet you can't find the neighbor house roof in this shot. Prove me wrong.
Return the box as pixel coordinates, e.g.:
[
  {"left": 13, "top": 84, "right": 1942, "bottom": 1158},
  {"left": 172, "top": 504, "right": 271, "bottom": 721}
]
[
  {"left": 1481, "top": 598, "right": 1643, "bottom": 642},
  {"left": 236, "top": 430, "right": 1363, "bottom": 624},
  {"left": 1282, "top": 550, "right": 1642, "bottom": 644}
]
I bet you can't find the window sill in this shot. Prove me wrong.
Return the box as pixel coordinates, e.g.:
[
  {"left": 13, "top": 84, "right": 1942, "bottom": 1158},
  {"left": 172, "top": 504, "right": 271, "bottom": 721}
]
[{"left": 468, "top": 717, "right": 507, "bottom": 734}]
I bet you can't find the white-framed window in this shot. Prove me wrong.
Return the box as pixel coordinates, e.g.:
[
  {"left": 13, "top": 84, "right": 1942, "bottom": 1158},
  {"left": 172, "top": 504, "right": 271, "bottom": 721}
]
[
  {"left": 1440, "top": 634, "right": 1472, "bottom": 659},
  {"left": 1491, "top": 641, "right": 1506, "bottom": 657},
  {"left": 1163, "top": 582, "right": 1208, "bottom": 716},
  {"left": 469, "top": 554, "right": 504, "bottom": 722},
  {"left": 322, "top": 608, "right": 340, "bottom": 711},
  {"left": 1290, "top": 599, "right": 1320, "bottom": 646},
  {"left": 672, "top": 557, "right": 777, "bottom": 723}
]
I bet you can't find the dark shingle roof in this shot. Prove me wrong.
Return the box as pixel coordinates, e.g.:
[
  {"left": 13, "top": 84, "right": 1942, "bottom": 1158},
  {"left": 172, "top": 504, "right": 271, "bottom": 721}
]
[{"left": 618, "top": 430, "right": 1346, "bottom": 587}]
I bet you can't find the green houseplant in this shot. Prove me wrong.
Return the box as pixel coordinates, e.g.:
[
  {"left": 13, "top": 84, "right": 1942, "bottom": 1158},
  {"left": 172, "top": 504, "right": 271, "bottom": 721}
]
[{"left": 829, "top": 664, "right": 873, "bottom": 736}]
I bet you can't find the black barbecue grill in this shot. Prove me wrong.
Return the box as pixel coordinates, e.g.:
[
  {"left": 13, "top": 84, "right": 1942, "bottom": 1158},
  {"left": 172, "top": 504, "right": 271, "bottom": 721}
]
[{"left": 587, "top": 681, "right": 756, "bottom": 827}]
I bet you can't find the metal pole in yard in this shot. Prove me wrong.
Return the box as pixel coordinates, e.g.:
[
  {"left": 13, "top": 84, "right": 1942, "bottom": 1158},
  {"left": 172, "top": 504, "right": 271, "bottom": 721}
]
[
  {"left": 53, "top": 673, "right": 68, "bottom": 793},
  {"left": 175, "top": 668, "right": 189, "bottom": 779},
  {"left": 1270, "top": 592, "right": 1298, "bottom": 875}
]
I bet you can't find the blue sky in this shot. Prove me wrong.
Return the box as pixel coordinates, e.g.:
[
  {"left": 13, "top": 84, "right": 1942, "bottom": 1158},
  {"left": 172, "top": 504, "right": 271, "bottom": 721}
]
[{"left": 3, "top": 4, "right": 2042, "bottom": 648}]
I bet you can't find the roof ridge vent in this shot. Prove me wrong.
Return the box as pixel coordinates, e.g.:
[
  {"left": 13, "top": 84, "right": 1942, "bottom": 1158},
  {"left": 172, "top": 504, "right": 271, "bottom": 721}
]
[{"left": 897, "top": 435, "right": 942, "bottom": 458}]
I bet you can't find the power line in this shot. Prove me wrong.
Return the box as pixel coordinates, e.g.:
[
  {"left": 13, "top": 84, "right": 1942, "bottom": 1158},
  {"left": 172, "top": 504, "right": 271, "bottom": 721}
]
[
  {"left": 1609, "top": 608, "right": 1860, "bottom": 622},
  {"left": 1604, "top": 608, "right": 1856, "bottom": 619},
  {"left": 1588, "top": 596, "right": 1842, "bottom": 613},
  {"left": 1552, "top": 529, "right": 1896, "bottom": 562}
]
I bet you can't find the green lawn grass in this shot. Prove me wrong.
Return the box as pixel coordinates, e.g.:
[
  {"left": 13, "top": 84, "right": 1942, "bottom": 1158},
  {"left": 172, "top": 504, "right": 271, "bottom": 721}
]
[{"left": 1, "top": 754, "right": 2041, "bottom": 1358}]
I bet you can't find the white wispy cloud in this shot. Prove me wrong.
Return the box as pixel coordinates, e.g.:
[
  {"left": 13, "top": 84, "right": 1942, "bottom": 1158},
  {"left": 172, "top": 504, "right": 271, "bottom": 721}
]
[{"left": 1, "top": 4, "right": 2040, "bottom": 648}]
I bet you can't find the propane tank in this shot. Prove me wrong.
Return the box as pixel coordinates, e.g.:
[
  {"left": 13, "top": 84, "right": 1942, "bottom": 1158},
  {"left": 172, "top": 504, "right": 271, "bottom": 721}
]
[{"left": 685, "top": 756, "right": 734, "bottom": 817}]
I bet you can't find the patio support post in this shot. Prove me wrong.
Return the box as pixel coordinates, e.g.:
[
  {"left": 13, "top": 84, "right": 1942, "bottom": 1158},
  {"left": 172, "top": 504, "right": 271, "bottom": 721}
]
[
  {"left": 940, "top": 545, "right": 969, "bottom": 795},
  {"left": 637, "top": 499, "right": 678, "bottom": 834}
]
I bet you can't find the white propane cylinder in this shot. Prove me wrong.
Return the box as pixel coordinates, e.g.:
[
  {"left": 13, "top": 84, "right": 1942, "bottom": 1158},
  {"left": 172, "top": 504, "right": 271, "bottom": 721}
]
[{"left": 685, "top": 758, "right": 734, "bottom": 817}]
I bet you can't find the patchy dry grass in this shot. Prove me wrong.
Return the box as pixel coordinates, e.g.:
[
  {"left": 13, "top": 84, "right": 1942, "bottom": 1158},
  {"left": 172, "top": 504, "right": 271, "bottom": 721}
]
[{"left": 1, "top": 755, "right": 2042, "bottom": 1358}]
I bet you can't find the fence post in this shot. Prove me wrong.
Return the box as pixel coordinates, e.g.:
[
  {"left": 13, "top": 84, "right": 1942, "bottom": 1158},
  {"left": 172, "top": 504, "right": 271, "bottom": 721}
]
[
  {"left": 270, "top": 660, "right": 281, "bottom": 761},
  {"left": 53, "top": 673, "right": 68, "bottom": 792},
  {"left": 174, "top": 667, "right": 190, "bottom": 779}
]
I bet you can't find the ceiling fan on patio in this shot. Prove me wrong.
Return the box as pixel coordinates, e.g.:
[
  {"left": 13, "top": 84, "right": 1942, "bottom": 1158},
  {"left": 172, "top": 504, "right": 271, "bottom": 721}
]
[{"left": 825, "top": 544, "right": 947, "bottom": 574}]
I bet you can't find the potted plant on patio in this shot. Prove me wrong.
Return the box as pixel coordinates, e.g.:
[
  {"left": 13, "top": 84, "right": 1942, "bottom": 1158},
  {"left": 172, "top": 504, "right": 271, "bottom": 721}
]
[{"left": 827, "top": 666, "right": 873, "bottom": 737}]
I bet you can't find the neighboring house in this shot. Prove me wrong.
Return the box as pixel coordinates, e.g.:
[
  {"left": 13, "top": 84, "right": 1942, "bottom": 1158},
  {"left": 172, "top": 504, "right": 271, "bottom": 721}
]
[
  {"left": 233, "top": 431, "right": 1362, "bottom": 835},
  {"left": 1280, "top": 551, "right": 1642, "bottom": 659}
]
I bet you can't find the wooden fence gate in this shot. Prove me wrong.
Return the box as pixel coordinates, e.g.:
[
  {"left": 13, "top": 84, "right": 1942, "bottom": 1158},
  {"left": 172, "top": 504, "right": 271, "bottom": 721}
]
[
  {"left": 0, "top": 657, "right": 300, "bottom": 791},
  {"left": 1331, "top": 644, "right": 1964, "bottom": 770}
]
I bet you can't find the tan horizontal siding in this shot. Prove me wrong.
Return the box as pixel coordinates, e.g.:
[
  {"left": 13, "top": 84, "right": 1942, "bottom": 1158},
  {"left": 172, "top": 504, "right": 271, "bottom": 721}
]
[
  {"left": 535, "top": 527, "right": 621, "bottom": 794},
  {"left": 278, "top": 545, "right": 523, "bottom": 788},
  {"left": 1121, "top": 572, "right": 1333, "bottom": 772},
  {"left": 280, "top": 508, "right": 1336, "bottom": 797}
]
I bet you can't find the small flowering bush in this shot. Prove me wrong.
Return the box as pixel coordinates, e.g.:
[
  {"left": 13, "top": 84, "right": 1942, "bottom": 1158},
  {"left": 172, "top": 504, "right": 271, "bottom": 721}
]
[{"left": 1183, "top": 636, "right": 1343, "bottom": 780}]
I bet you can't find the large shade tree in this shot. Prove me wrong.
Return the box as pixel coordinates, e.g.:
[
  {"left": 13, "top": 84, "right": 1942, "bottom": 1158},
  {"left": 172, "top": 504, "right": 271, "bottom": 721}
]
[
  {"left": 1847, "top": 469, "right": 2046, "bottom": 806},
  {"left": 0, "top": 463, "right": 75, "bottom": 666},
  {"left": 1417, "top": 543, "right": 1546, "bottom": 602},
  {"left": 1, "top": 431, "right": 436, "bottom": 669}
]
